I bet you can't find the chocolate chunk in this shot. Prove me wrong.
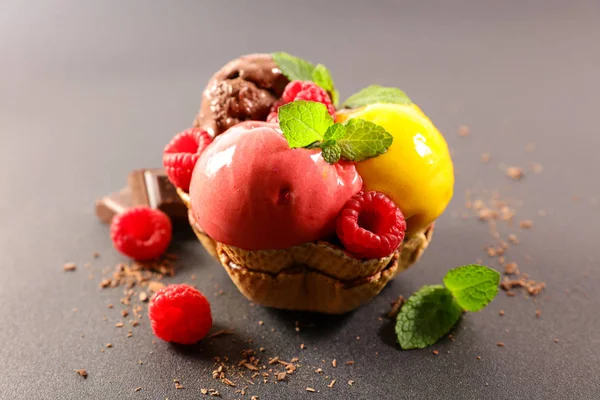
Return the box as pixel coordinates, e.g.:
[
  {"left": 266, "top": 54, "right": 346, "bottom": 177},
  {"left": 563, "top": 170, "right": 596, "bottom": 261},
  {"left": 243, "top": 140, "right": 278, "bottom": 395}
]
[
  {"left": 95, "top": 169, "right": 187, "bottom": 224},
  {"left": 95, "top": 188, "right": 131, "bottom": 223},
  {"left": 127, "top": 169, "right": 187, "bottom": 221}
]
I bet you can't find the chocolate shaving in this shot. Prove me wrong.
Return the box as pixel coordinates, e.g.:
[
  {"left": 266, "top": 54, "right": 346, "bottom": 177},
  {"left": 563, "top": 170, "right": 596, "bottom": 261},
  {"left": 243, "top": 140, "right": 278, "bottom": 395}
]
[
  {"left": 387, "top": 295, "right": 405, "bottom": 319},
  {"left": 75, "top": 369, "right": 87, "bottom": 378},
  {"left": 63, "top": 262, "right": 77, "bottom": 272},
  {"left": 208, "top": 330, "right": 233, "bottom": 339}
]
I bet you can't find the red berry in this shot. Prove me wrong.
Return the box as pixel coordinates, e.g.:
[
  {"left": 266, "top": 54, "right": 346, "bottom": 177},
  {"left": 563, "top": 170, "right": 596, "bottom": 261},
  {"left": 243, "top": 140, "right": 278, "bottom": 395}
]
[
  {"left": 163, "top": 128, "right": 212, "bottom": 192},
  {"left": 268, "top": 80, "right": 335, "bottom": 123},
  {"left": 110, "top": 206, "right": 172, "bottom": 261},
  {"left": 336, "top": 191, "right": 406, "bottom": 259},
  {"left": 148, "top": 284, "right": 212, "bottom": 344}
]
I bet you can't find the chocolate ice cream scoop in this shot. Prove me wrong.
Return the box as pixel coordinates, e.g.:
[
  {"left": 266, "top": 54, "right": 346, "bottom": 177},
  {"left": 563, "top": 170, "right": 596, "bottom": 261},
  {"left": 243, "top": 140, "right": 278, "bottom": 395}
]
[{"left": 193, "top": 53, "right": 289, "bottom": 137}]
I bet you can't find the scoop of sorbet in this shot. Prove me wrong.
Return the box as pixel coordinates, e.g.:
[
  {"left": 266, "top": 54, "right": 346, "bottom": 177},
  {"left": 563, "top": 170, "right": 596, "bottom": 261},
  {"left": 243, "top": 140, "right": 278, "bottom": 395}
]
[{"left": 189, "top": 121, "right": 363, "bottom": 250}]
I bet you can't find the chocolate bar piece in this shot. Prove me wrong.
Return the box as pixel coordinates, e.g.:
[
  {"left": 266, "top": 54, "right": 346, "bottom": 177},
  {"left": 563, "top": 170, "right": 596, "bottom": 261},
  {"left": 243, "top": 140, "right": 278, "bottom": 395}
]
[
  {"left": 128, "top": 169, "right": 187, "bottom": 221},
  {"left": 95, "top": 188, "right": 132, "bottom": 223}
]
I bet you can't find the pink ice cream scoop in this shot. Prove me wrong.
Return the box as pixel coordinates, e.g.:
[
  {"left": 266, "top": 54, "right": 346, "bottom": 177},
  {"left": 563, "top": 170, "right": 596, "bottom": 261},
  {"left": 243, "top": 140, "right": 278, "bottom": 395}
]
[{"left": 189, "top": 121, "right": 363, "bottom": 250}]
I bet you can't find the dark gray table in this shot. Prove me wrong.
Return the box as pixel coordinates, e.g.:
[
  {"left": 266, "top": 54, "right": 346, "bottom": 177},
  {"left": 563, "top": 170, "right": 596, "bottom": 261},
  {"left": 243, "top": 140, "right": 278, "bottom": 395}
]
[{"left": 1, "top": 1, "right": 599, "bottom": 399}]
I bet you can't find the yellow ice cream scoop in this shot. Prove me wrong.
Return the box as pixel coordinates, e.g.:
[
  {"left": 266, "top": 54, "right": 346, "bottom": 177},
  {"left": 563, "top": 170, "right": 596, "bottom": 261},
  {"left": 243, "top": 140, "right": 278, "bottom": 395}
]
[{"left": 336, "top": 103, "right": 454, "bottom": 233}]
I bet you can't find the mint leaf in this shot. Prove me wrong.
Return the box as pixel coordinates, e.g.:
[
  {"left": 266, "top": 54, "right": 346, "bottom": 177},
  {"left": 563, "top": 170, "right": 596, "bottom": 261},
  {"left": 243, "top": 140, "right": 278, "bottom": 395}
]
[
  {"left": 312, "top": 64, "right": 339, "bottom": 106},
  {"left": 271, "top": 52, "right": 315, "bottom": 82},
  {"left": 337, "top": 118, "right": 393, "bottom": 162},
  {"left": 323, "top": 123, "right": 346, "bottom": 141},
  {"left": 342, "top": 84, "right": 412, "bottom": 108},
  {"left": 395, "top": 285, "right": 463, "bottom": 350},
  {"left": 278, "top": 100, "right": 333, "bottom": 148},
  {"left": 321, "top": 142, "right": 341, "bottom": 164},
  {"left": 271, "top": 53, "right": 339, "bottom": 106},
  {"left": 443, "top": 265, "right": 500, "bottom": 312}
]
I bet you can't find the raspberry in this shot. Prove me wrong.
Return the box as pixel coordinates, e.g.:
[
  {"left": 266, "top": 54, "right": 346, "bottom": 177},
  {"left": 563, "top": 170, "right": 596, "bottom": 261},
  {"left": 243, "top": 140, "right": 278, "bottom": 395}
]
[
  {"left": 268, "top": 80, "right": 335, "bottom": 123},
  {"left": 163, "top": 128, "right": 212, "bottom": 192},
  {"left": 110, "top": 206, "right": 172, "bottom": 260},
  {"left": 148, "top": 284, "right": 212, "bottom": 344},
  {"left": 336, "top": 191, "right": 406, "bottom": 259}
]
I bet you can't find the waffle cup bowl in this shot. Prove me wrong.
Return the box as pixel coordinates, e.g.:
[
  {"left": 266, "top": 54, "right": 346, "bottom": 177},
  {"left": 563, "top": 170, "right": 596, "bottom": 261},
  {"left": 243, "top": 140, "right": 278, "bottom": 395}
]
[{"left": 178, "top": 189, "right": 434, "bottom": 314}]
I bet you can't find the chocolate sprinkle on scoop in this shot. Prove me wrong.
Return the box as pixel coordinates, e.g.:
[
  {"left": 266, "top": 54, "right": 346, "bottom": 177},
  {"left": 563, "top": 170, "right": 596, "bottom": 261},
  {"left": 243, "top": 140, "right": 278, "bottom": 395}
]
[{"left": 194, "top": 53, "right": 289, "bottom": 137}]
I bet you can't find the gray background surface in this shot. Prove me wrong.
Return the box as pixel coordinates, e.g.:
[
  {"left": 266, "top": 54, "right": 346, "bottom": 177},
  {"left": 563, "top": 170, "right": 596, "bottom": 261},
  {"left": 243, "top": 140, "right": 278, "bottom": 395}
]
[{"left": 1, "top": 1, "right": 599, "bottom": 399}]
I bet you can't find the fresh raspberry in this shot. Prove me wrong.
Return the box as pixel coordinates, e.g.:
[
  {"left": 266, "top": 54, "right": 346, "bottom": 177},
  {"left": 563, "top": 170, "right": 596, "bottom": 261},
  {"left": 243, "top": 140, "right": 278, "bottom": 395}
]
[
  {"left": 110, "top": 206, "right": 172, "bottom": 261},
  {"left": 268, "top": 80, "right": 335, "bottom": 123},
  {"left": 148, "top": 284, "right": 212, "bottom": 344},
  {"left": 336, "top": 191, "right": 406, "bottom": 259},
  {"left": 163, "top": 128, "right": 212, "bottom": 192}
]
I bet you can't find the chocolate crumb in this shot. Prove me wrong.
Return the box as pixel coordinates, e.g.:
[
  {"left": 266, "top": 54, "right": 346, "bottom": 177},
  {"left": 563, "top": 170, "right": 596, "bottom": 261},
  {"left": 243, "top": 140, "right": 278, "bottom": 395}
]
[
  {"left": 527, "top": 282, "right": 546, "bottom": 295},
  {"left": 496, "top": 342, "right": 505, "bottom": 347},
  {"left": 387, "top": 295, "right": 405, "bottom": 319},
  {"left": 519, "top": 220, "right": 533, "bottom": 229},
  {"left": 134, "top": 387, "right": 141, "bottom": 392},
  {"left": 148, "top": 281, "right": 165, "bottom": 292},
  {"left": 208, "top": 330, "right": 232, "bottom": 339},
  {"left": 328, "top": 380, "right": 336, "bottom": 388},
  {"left": 243, "top": 363, "right": 259, "bottom": 371},
  {"left": 222, "top": 378, "right": 236, "bottom": 387},
  {"left": 506, "top": 167, "right": 524, "bottom": 180},
  {"left": 63, "top": 262, "right": 77, "bottom": 272},
  {"left": 75, "top": 369, "right": 87, "bottom": 378},
  {"left": 531, "top": 162, "right": 543, "bottom": 174},
  {"left": 536, "top": 310, "right": 542, "bottom": 318},
  {"left": 504, "top": 262, "right": 519, "bottom": 275},
  {"left": 432, "top": 350, "right": 439, "bottom": 355}
]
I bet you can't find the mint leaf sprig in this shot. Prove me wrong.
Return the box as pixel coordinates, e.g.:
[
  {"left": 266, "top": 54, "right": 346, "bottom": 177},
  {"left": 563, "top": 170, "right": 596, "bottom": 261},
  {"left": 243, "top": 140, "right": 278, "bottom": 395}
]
[
  {"left": 277, "top": 100, "right": 393, "bottom": 164},
  {"left": 342, "top": 84, "right": 412, "bottom": 109},
  {"left": 271, "top": 52, "right": 339, "bottom": 106},
  {"left": 396, "top": 264, "right": 500, "bottom": 350}
]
